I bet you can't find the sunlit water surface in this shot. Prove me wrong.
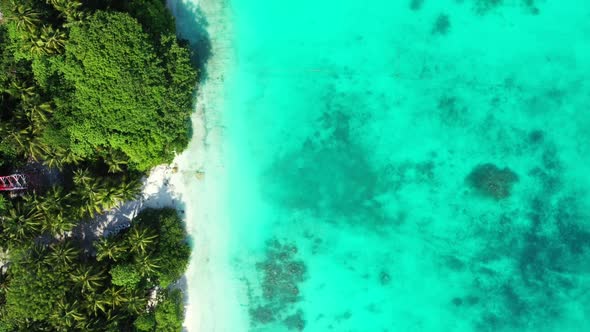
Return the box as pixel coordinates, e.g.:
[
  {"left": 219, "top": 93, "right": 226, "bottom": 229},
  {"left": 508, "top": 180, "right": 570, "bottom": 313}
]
[{"left": 182, "top": 0, "right": 590, "bottom": 331}]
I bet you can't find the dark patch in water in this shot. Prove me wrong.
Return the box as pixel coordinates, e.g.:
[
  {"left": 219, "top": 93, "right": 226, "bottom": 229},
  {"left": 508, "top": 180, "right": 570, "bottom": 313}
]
[
  {"left": 466, "top": 163, "right": 519, "bottom": 200},
  {"left": 250, "top": 239, "right": 307, "bottom": 330},
  {"left": 445, "top": 255, "right": 466, "bottom": 270},
  {"left": 464, "top": 181, "right": 590, "bottom": 331},
  {"left": 522, "top": 0, "right": 540, "bottom": 14},
  {"left": 555, "top": 195, "right": 590, "bottom": 254},
  {"left": 541, "top": 146, "right": 561, "bottom": 171},
  {"left": 473, "top": 0, "right": 503, "bottom": 14},
  {"left": 335, "top": 310, "right": 352, "bottom": 322},
  {"left": 527, "top": 130, "right": 544, "bottom": 144},
  {"left": 263, "top": 101, "right": 395, "bottom": 227},
  {"left": 470, "top": 0, "right": 541, "bottom": 15},
  {"left": 529, "top": 167, "right": 561, "bottom": 195},
  {"left": 409, "top": 0, "right": 425, "bottom": 11},
  {"left": 284, "top": 310, "right": 306, "bottom": 331},
  {"left": 379, "top": 270, "right": 391, "bottom": 285},
  {"left": 438, "top": 95, "right": 468, "bottom": 125},
  {"left": 432, "top": 14, "right": 451, "bottom": 35}
]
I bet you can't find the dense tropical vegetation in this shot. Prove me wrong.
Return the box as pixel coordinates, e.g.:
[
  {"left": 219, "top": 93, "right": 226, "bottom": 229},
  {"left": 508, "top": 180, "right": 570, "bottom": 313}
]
[{"left": 0, "top": 0, "right": 196, "bottom": 330}]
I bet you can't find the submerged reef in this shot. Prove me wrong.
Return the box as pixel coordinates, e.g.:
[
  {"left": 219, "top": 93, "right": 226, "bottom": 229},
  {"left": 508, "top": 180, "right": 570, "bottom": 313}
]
[
  {"left": 437, "top": 95, "right": 467, "bottom": 125},
  {"left": 455, "top": 146, "right": 590, "bottom": 331},
  {"left": 409, "top": 0, "right": 425, "bottom": 11},
  {"left": 432, "top": 14, "right": 451, "bottom": 35},
  {"left": 473, "top": 0, "right": 504, "bottom": 13},
  {"left": 472, "top": 0, "right": 540, "bottom": 14},
  {"left": 466, "top": 163, "right": 519, "bottom": 199},
  {"left": 262, "top": 104, "right": 392, "bottom": 226},
  {"left": 465, "top": 194, "right": 590, "bottom": 331},
  {"left": 250, "top": 239, "right": 307, "bottom": 331},
  {"left": 263, "top": 87, "right": 438, "bottom": 229}
]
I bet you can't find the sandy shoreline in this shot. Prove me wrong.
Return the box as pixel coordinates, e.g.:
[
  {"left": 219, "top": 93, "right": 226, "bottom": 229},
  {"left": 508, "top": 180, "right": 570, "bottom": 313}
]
[
  {"left": 165, "top": 0, "right": 247, "bottom": 331},
  {"left": 102, "top": 1, "right": 244, "bottom": 330}
]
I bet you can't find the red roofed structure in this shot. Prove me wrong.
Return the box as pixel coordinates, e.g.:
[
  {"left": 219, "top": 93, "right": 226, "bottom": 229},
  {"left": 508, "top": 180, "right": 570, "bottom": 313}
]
[{"left": 0, "top": 174, "right": 28, "bottom": 191}]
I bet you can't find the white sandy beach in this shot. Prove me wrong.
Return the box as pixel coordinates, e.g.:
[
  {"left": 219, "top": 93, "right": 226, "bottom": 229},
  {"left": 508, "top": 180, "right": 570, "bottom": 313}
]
[{"left": 165, "top": 0, "right": 248, "bottom": 331}]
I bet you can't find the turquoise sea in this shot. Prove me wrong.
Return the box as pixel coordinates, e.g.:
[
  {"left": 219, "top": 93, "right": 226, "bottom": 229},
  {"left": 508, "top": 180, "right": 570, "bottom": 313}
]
[{"left": 182, "top": 0, "right": 590, "bottom": 331}]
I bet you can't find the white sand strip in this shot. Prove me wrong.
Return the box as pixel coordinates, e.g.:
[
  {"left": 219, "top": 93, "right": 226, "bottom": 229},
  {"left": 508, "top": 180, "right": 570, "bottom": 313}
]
[{"left": 166, "top": 0, "right": 248, "bottom": 331}]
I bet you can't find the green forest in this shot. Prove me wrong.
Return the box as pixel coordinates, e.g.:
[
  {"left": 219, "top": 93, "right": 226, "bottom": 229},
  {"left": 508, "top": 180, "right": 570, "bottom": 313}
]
[{"left": 0, "top": 0, "right": 197, "bottom": 330}]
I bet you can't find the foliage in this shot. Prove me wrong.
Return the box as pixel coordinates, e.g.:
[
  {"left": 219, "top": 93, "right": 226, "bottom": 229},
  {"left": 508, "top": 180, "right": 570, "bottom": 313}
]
[
  {"left": 154, "top": 289, "right": 185, "bottom": 332},
  {"left": 3, "top": 247, "right": 70, "bottom": 323},
  {"left": 0, "top": 0, "right": 196, "bottom": 329},
  {"left": 110, "top": 263, "right": 141, "bottom": 289},
  {"left": 47, "top": 10, "right": 195, "bottom": 171},
  {"left": 1, "top": 2, "right": 195, "bottom": 171},
  {"left": 133, "top": 208, "right": 191, "bottom": 287},
  {"left": 118, "top": 0, "right": 176, "bottom": 38},
  {"left": 0, "top": 208, "right": 190, "bottom": 330},
  {"left": 0, "top": 196, "right": 6, "bottom": 214},
  {"left": 134, "top": 313, "right": 156, "bottom": 331}
]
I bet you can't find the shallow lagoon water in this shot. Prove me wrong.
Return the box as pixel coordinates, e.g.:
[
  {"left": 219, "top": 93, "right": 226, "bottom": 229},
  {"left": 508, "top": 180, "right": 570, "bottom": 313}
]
[{"left": 185, "top": 0, "right": 590, "bottom": 331}]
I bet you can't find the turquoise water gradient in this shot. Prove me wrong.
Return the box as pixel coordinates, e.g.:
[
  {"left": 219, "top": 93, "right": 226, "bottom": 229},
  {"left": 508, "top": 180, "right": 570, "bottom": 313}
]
[{"left": 222, "top": 1, "right": 590, "bottom": 331}]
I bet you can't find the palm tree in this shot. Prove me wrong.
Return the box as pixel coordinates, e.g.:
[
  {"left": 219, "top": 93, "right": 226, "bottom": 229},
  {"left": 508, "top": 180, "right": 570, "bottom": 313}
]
[
  {"left": 70, "top": 265, "right": 106, "bottom": 293},
  {"left": 42, "top": 150, "right": 63, "bottom": 169},
  {"left": 94, "top": 237, "right": 126, "bottom": 262},
  {"left": 103, "top": 149, "right": 128, "bottom": 174},
  {"left": 62, "top": 150, "right": 83, "bottom": 166},
  {"left": 127, "top": 227, "right": 158, "bottom": 255},
  {"left": 47, "top": 0, "right": 85, "bottom": 23},
  {"left": 27, "top": 243, "right": 48, "bottom": 269},
  {"left": 123, "top": 289, "right": 147, "bottom": 314},
  {"left": 89, "top": 177, "right": 141, "bottom": 212},
  {"left": 94, "top": 187, "right": 120, "bottom": 211},
  {"left": 83, "top": 292, "right": 108, "bottom": 316},
  {"left": 42, "top": 213, "right": 76, "bottom": 237},
  {"left": 102, "top": 286, "right": 128, "bottom": 311},
  {"left": 9, "top": 126, "right": 50, "bottom": 161},
  {"left": 73, "top": 169, "right": 93, "bottom": 188},
  {"left": 27, "top": 102, "right": 53, "bottom": 127},
  {"left": 50, "top": 299, "right": 86, "bottom": 330},
  {"left": 47, "top": 241, "right": 80, "bottom": 267},
  {"left": 116, "top": 178, "right": 142, "bottom": 202},
  {"left": 1, "top": 202, "right": 42, "bottom": 243},
  {"left": 26, "top": 188, "right": 76, "bottom": 236},
  {"left": 41, "top": 25, "right": 66, "bottom": 52},
  {"left": 29, "top": 25, "right": 67, "bottom": 55},
  {"left": 6, "top": 0, "right": 42, "bottom": 33},
  {"left": 73, "top": 169, "right": 104, "bottom": 217},
  {"left": 134, "top": 253, "right": 160, "bottom": 277},
  {"left": 74, "top": 318, "right": 103, "bottom": 332},
  {"left": 7, "top": 80, "right": 37, "bottom": 103},
  {"left": 37, "top": 186, "right": 70, "bottom": 213}
]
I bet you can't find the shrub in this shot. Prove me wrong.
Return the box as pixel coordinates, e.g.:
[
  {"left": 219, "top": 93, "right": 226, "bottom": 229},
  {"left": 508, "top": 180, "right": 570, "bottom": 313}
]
[
  {"left": 154, "top": 289, "right": 184, "bottom": 332},
  {"left": 134, "top": 313, "right": 156, "bottom": 331},
  {"left": 110, "top": 264, "right": 142, "bottom": 289}
]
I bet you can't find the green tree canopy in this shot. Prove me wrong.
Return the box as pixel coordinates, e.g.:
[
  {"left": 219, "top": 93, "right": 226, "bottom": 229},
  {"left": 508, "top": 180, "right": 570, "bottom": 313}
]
[
  {"left": 110, "top": 263, "right": 142, "bottom": 289},
  {"left": 133, "top": 208, "right": 191, "bottom": 287},
  {"left": 3, "top": 247, "right": 70, "bottom": 324},
  {"left": 48, "top": 10, "right": 195, "bottom": 171},
  {"left": 154, "top": 289, "right": 184, "bottom": 332}
]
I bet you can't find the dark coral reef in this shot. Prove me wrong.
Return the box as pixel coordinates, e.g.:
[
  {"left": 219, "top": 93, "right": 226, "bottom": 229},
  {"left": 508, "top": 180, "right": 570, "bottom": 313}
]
[
  {"left": 466, "top": 163, "right": 519, "bottom": 200},
  {"left": 250, "top": 239, "right": 307, "bottom": 331}
]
